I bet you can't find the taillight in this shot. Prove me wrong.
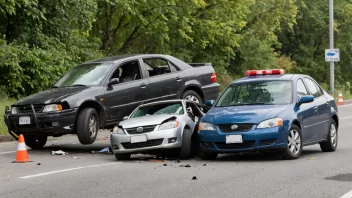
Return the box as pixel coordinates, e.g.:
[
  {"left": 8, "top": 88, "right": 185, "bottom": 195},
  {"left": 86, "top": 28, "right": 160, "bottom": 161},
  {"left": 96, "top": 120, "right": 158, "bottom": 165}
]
[
  {"left": 246, "top": 69, "right": 285, "bottom": 76},
  {"left": 211, "top": 72, "right": 217, "bottom": 83}
]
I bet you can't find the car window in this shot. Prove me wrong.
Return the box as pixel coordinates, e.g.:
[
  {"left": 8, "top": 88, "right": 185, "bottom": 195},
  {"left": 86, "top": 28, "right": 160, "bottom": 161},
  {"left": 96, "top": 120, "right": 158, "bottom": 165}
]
[
  {"left": 130, "top": 102, "right": 184, "bottom": 118},
  {"left": 215, "top": 81, "right": 293, "bottom": 107},
  {"left": 304, "top": 78, "right": 321, "bottom": 98},
  {"left": 143, "top": 58, "right": 175, "bottom": 77},
  {"left": 111, "top": 60, "right": 142, "bottom": 83},
  {"left": 297, "top": 79, "right": 308, "bottom": 97}
]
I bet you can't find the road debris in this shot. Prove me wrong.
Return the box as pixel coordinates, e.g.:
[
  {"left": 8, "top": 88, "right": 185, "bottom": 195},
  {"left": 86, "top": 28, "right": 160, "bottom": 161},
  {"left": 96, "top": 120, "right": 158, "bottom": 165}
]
[
  {"left": 192, "top": 176, "right": 197, "bottom": 180},
  {"left": 98, "top": 146, "right": 112, "bottom": 154},
  {"left": 52, "top": 150, "right": 68, "bottom": 155},
  {"left": 150, "top": 159, "right": 167, "bottom": 162},
  {"left": 175, "top": 160, "right": 181, "bottom": 163},
  {"left": 308, "top": 157, "right": 317, "bottom": 160},
  {"left": 72, "top": 156, "right": 80, "bottom": 159},
  {"left": 37, "top": 163, "right": 41, "bottom": 165},
  {"left": 179, "top": 164, "right": 191, "bottom": 167},
  {"left": 203, "top": 164, "right": 206, "bottom": 166},
  {"left": 163, "top": 164, "right": 167, "bottom": 166}
]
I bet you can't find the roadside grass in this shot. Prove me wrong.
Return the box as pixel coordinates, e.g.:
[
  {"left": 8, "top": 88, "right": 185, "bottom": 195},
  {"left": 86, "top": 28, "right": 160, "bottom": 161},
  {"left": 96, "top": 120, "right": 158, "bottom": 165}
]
[
  {"left": 334, "top": 90, "right": 352, "bottom": 101},
  {"left": 0, "top": 97, "right": 14, "bottom": 135}
]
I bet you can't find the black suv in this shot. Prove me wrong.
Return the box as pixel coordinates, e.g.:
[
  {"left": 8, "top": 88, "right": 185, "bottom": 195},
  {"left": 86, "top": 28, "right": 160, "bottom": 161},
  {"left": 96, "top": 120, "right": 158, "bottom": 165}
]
[{"left": 4, "top": 54, "right": 220, "bottom": 149}]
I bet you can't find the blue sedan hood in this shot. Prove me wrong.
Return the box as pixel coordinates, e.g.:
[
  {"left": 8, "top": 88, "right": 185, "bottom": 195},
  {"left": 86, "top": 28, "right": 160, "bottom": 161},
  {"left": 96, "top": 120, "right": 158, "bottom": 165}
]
[{"left": 202, "top": 105, "right": 290, "bottom": 124}]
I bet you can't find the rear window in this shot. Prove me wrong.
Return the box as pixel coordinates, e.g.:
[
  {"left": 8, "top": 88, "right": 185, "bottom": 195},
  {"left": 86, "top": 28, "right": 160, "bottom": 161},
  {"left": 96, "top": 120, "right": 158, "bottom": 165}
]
[{"left": 216, "top": 80, "right": 293, "bottom": 107}]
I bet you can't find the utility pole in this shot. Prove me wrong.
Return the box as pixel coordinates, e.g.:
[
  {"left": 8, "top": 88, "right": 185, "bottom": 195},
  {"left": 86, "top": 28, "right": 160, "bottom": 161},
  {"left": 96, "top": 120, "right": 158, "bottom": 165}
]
[{"left": 329, "top": 0, "right": 334, "bottom": 95}]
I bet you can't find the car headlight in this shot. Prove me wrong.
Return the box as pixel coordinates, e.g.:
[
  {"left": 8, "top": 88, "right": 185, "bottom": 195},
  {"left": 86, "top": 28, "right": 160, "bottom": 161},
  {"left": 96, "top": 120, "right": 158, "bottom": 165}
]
[
  {"left": 199, "top": 122, "right": 216, "bottom": 131},
  {"left": 257, "top": 118, "right": 283, "bottom": 129},
  {"left": 158, "top": 121, "right": 179, "bottom": 130},
  {"left": 112, "top": 126, "right": 125, "bottom": 134},
  {"left": 11, "top": 107, "right": 18, "bottom": 114},
  {"left": 43, "top": 104, "right": 62, "bottom": 113}
]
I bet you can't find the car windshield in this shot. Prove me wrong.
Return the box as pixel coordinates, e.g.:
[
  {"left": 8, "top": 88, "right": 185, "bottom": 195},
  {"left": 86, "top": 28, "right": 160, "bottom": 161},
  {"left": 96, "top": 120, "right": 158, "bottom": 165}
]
[
  {"left": 215, "top": 80, "right": 293, "bottom": 107},
  {"left": 130, "top": 102, "right": 184, "bottom": 118},
  {"left": 54, "top": 63, "right": 113, "bottom": 87}
]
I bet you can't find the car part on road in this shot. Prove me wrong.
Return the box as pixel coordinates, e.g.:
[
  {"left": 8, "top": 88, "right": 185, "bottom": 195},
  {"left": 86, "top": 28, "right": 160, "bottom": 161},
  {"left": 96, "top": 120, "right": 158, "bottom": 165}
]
[
  {"left": 320, "top": 119, "right": 338, "bottom": 152},
  {"left": 24, "top": 135, "right": 47, "bottom": 149},
  {"left": 52, "top": 150, "right": 68, "bottom": 155},
  {"left": 281, "top": 124, "right": 302, "bottom": 160},
  {"left": 182, "top": 90, "right": 202, "bottom": 104},
  {"left": 76, "top": 108, "right": 99, "bottom": 145},
  {"left": 115, "top": 153, "right": 131, "bottom": 160},
  {"left": 179, "top": 128, "right": 192, "bottom": 159}
]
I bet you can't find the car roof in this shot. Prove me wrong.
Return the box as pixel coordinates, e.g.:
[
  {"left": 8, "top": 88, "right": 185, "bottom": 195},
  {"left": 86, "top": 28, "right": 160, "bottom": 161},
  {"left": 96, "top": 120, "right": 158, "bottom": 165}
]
[
  {"left": 232, "top": 74, "right": 311, "bottom": 84},
  {"left": 82, "top": 54, "right": 170, "bottom": 64}
]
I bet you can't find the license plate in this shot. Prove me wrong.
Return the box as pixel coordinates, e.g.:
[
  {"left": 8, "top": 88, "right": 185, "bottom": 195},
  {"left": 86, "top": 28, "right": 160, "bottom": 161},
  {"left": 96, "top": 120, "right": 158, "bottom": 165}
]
[
  {"left": 19, "top": 116, "right": 31, "bottom": 125},
  {"left": 130, "top": 135, "right": 147, "bottom": 143},
  {"left": 226, "top": 135, "right": 243, "bottom": 144}
]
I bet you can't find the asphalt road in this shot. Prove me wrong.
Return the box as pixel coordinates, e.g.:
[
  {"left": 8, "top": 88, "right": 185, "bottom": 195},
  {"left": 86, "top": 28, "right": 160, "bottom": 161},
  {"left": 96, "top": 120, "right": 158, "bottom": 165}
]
[{"left": 1, "top": 105, "right": 352, "bottom": 198}]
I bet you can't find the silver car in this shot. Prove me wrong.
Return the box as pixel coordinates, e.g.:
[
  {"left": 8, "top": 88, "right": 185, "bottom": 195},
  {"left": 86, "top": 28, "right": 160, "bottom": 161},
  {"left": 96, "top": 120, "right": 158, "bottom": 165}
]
[{"left": 110, "top": 100, "right": 209, "bottom": 160}]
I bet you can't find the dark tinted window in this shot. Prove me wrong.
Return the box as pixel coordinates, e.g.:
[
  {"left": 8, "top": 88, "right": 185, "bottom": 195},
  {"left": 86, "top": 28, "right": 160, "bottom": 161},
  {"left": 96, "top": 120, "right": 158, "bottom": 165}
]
[
  {"left": 297, "top": 79, "right": 308, "bottom": 97},
  {"left": 143, "top": 58, "right": 174, "bottom": 77},
  {"left": 304, "top": 78, "right": 321, "bottom": 98}
]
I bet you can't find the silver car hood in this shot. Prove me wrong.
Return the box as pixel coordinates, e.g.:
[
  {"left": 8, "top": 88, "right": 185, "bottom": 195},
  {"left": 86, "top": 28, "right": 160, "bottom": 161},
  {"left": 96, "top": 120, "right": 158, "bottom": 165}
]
[{"left": 119, "top": 114, "right": 180, "bottom": 129}]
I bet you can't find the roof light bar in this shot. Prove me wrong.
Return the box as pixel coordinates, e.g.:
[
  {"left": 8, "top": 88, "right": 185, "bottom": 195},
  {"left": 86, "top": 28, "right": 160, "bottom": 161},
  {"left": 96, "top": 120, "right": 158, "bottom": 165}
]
[{"left": 246, "top": 69, "right": 285, "bottom": 76}]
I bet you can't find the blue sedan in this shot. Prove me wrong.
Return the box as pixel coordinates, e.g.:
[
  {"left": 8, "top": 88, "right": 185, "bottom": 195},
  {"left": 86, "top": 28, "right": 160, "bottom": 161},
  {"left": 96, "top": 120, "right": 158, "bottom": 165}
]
[{"left": 198, "top": 69, "right": 339, "bottom": 160}]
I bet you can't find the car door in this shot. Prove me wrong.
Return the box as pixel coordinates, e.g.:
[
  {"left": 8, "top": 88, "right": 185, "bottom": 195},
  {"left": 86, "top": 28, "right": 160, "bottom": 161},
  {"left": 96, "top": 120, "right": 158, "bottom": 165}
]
[
  {"left": 304, "top": 78, "right": 330, "bottom": 140},
  {"left": 104, "top": 59, "right": 149, "bottom": 124},
  {"left": 141, "top": 57, "right": 183, "bottom": 103},
  {"left": 295, "top": 78, "right": 319, "bottom": 143}
]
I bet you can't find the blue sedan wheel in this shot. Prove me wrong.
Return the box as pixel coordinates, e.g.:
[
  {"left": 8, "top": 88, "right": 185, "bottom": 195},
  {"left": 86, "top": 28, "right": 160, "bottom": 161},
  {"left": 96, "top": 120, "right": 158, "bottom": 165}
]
[
  {"left": 320, "top": 120, "right": 338, "bottom": 152},
  {"left": 281, "top": 125, "right": 303, "bottom": 159}
]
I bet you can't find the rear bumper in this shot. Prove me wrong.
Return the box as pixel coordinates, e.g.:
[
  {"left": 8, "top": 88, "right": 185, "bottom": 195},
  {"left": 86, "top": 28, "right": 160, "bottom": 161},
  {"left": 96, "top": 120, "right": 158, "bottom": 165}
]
[
  {"left": 202, "top": 83, "right": 220, "bottom": 100},
  {"left": 4, "top": 107, "right": 77, "bottom": 136}
]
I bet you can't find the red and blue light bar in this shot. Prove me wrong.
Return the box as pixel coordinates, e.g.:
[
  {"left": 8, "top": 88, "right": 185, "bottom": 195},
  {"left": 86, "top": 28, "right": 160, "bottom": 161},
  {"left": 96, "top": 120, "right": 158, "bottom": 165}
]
[{"left": 246, "top": 69, "right": 285, "bottom": 76}]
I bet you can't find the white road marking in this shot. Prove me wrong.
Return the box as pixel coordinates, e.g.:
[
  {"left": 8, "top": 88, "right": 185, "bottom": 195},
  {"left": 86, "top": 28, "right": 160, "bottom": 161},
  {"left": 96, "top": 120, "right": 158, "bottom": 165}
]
[
  {"left": 19, "top": 162, "right": 122, "bottom": 179},
  {"left": 0, "top": 151, "right": 16, "bottom": 155},
  {"left": 341, "top": 116, "right": 352, "bottom": 120},
  {"left": 339, "top": 189, "right": 352, "bottom": 198}
]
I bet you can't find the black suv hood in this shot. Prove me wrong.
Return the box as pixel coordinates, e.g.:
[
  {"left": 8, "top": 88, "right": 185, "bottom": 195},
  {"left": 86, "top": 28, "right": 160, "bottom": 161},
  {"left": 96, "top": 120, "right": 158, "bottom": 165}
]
[{"left": 14, "top": 87, "right": 90, "bottom": 106}]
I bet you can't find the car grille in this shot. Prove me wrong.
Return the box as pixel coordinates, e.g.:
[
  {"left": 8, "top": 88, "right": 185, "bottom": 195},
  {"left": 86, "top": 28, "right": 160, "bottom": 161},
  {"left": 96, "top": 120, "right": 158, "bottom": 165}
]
[
  {"left": 218, "top": 124, "right": 253, "bottom": 132},
  {"left": 16, "top": 105, "right": 44, "bottom": 113},
  {"left": 125, "top": 125, "right": 157, "bottom": 134},
  {"left": 121, "top": 138, "right": 163, "bottom": 149},
  {"left": 215, "top": 141, "right": 255, "bottom": 149}
]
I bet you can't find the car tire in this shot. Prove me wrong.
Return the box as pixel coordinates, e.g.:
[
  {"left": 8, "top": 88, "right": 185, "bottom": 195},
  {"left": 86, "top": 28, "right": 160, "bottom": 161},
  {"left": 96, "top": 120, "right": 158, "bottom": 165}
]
[
  {"left": 76, "top": 108, "right": 99, "bottom": 145},
  {"left": 115, "top": 153, "right": 131, "bottom": 160},
  {"left": 182, "top": 90, "right": 202, "bottom": 104},
  {"left": 199, "top": 149, "right": 218, "bottom": 160},
  {"left": 179, "top": 128, "right": 192, "bottom": 159},
  {"left": 281, "top": 124, "right": 303, "bottom": 160},
  {"left": 320, "top": 119, "right": 338, "bottom": 152},
  {"left": 24, "top": 135, "right": 47, "bottom": 149}
]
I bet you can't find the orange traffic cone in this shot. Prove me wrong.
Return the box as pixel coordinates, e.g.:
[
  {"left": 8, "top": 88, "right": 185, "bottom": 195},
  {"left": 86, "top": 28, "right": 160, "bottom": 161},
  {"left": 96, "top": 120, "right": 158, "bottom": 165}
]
[
  {"left": 337, "top": 91, "right": 344, "bottom": 106},
  {"left": 12, "top": 134, "right": 32, "bottom": 163}
]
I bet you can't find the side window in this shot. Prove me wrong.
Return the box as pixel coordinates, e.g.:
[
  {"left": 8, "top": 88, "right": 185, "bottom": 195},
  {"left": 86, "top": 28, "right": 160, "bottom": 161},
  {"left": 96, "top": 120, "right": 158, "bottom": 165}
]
[
  {"left": 297, "top": 79, "right": 308, "bottom": 97},
  {"left": 143, "top": 58, "right": 174, "bottom": 77},
  {"left": 304, "top": 78, "right": 321, "bottom": 98},
  {"left": 111, "top": 60, "right": 142, "bottom": 83}
]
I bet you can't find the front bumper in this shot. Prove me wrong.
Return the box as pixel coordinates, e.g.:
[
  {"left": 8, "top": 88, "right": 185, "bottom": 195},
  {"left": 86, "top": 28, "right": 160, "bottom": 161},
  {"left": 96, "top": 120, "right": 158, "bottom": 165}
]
[
  {"left": 110, "top": 127, "right": 183, "bottom": 154},
  {"left": 4, "top": 106, "right": 77, "bottom": 136},
  {"left": 198, "top": 126, "right": 288, "bottom": 153}
]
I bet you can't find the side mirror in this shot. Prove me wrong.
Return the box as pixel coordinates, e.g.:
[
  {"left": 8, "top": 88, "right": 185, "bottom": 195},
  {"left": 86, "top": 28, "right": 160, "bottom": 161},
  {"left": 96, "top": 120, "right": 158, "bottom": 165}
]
[
  {"left": 298, "top": 95, "right": 314, "bottom": 106},
  {"left": 5, "top": 106, "right": 10, "bottom": 113},
  {"left": 109, "top": 78, "right": 119, "bottom": 86},
  {"left": 205, "top": 100, "right": 214, "bottom": 107},
  {"left": 123, "top": 116, "right": 129, "bottom": 120}
]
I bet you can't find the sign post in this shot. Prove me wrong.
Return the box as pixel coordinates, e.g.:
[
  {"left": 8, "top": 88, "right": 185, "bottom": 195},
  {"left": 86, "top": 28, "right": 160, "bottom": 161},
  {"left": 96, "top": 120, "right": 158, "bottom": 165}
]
[{"left": 328, "top": 0, "right": 335, "bottom": 95}]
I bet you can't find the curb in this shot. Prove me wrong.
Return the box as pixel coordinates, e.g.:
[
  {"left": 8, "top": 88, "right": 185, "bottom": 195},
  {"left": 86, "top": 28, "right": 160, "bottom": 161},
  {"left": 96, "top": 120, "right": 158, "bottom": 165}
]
[{"left": 0, "top": 135, "right": 16, "bottom": 143}]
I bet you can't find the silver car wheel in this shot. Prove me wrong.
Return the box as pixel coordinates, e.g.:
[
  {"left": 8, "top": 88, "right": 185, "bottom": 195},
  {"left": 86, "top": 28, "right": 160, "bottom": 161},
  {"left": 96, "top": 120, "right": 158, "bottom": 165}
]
[
  {"left": 89, "top": 116, "right": 97, "bottom": 138},
  {"left": 185, "top": 95, "right": 200, "bottom": 103},
  {"left": 288, "top": 129, "right": 301, "bottom": 155},
  {"left": 330, "top": 123, "right": 337, "bottom": 147}
]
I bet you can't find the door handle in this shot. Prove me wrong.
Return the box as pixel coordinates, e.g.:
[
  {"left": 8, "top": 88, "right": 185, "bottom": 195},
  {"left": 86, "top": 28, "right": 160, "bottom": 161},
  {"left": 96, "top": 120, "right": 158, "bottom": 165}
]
[
  {"left": 176, "top": 76, "right": 182, "bottom": 81},
  {"left": 140, "top": 83, "right": 146, "bottom": 88}
]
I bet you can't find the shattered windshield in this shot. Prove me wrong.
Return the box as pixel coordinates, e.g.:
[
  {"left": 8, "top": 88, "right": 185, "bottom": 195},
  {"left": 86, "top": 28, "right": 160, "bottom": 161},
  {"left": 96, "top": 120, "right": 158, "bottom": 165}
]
[
  {"left": 54, "top": 63, "right": 113, "bottom": 87},
  {"left": 130, "top": 102, "right": 184, "bottom": 118}
]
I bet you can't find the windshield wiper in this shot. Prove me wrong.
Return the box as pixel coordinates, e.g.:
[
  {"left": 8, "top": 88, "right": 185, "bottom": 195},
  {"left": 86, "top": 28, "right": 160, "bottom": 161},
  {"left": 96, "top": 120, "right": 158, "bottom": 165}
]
[
  {"left": 69, "top": 84, "right": 87, "bottom": 87},
  {"left": 217, "top": 102, "right": 273, "bottom": 107}
]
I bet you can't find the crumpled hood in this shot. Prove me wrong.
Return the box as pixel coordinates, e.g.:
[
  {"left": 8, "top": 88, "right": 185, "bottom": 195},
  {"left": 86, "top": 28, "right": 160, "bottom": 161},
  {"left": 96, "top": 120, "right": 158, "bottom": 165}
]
[
  {"left": 14, "top": 87, "right": 89, "bottom": 105},
  {"left": 202, "top": 105, "right": 290, "bottom": 124},
  {"left": 120, "top": 114, "right": 180, "bottom": 129}
]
